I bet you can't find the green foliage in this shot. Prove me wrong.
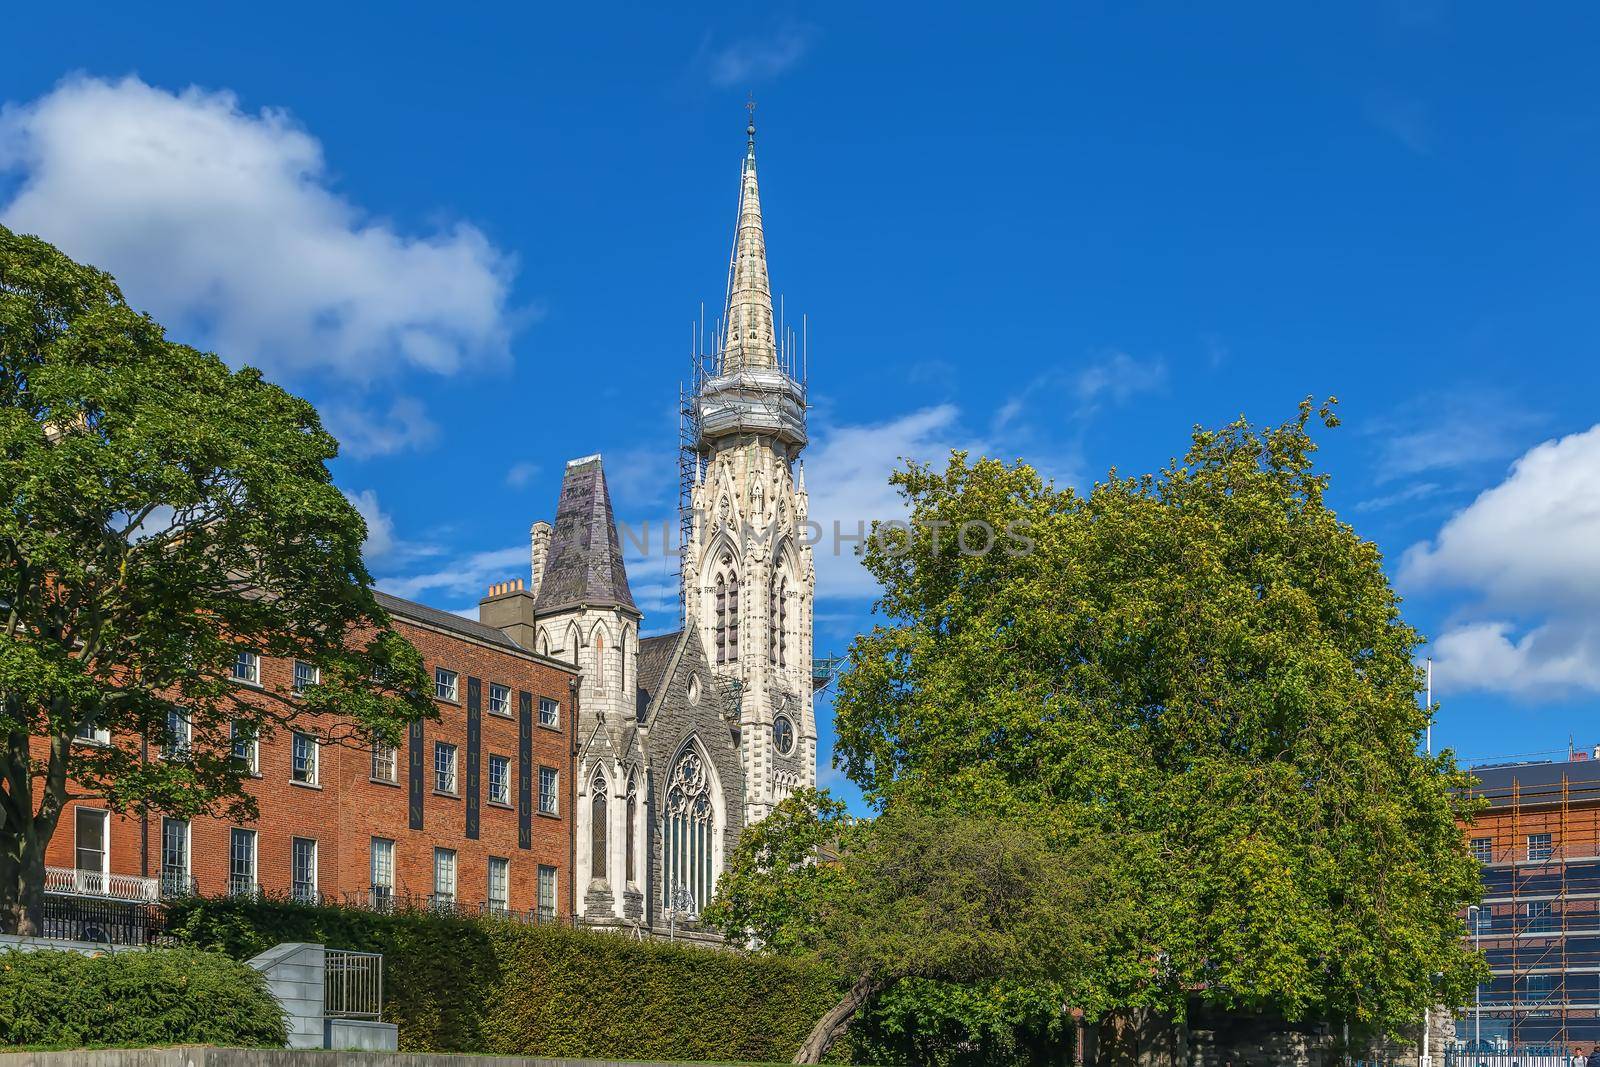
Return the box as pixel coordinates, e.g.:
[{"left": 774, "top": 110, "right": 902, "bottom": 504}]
[
  {"left": 702, "top": 787, "right": 857, "bottom": 955},
  {"left": 167, "top": 895, "right": 844, "bottom": 1060},
  {"left": 0, "top": 225, "right": 435, "bottom": 928},
  {"left": 852, "top": 978, "right": 1077, "bottom": 1067},
  {"left": 707, "top": 798, "right": 1127, "bottom": 1062},
  {"left": 832, "top": 399, "right": 1487, "bottom": 1033},
  {"left": 0, "top": 946, "right": 286, "bottom": 1049}
]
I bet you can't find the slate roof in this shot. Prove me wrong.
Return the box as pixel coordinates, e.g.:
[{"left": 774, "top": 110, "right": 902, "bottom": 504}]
[
  {"left": 533, "top": 455, "right": 639, "bottom": 618},
  {"left": 637, "top": 631, "right": 684, "bottom": 721},
  {"left": 1468, "top": 758, "right": 1600, "bottom": 809},
  {"left": 374, "top": 589, "right": 524, "bottom": 652}
]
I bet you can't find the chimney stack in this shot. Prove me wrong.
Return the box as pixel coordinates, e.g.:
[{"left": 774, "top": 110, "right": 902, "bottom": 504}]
[
  {"left": 479, "top": 578, "right": 538, "bottom": 650},
  {"left": 529, "top": 521, "right": 553, "bottom": 599}
]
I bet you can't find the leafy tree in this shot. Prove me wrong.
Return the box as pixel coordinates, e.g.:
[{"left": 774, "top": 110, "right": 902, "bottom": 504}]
[
  {"left": 0, "top": 225, "right": 434, "bottom": 932},
  {"left": 709, "top": 797, "right": 1130, "bottom": 1063},
  {"left": 701, "top": 787, "right": 856, "bottom": 957},
  {"left": 832, "top": 400, "right": 1486, "bottom": 1036}
]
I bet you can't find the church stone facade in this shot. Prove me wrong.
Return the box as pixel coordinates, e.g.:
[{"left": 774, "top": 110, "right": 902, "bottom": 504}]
[{"left": 482, "top": 116, "right": 816, "bottom": 935}]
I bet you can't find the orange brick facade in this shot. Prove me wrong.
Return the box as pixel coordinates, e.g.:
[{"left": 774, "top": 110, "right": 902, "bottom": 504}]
[{"left": 41, "top": 602, "right": 579, "bottom": 920}]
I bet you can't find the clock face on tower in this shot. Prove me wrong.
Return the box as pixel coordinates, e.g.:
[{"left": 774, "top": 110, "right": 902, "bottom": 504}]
[{"left": 773, "top": 715, "right": 795, "bottom": 756}]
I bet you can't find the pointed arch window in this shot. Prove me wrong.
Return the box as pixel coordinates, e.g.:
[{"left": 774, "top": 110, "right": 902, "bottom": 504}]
[
  {"left": 593, "top": 631, "right": 607, "bottom": 694},
  {"left": 713, "top": 568, "right": 740, "bottom": 666},
  {"left": 625, "top": 772, "right": 638, "bottom": 885},
  {"left": 590, "top": 772, "right": 608, "bottom": 883},
  {"left": 662, "top": 746, "right": 715, "bottom": 915},
  {"left": 769, "top": 574, "right": 789, "bottom": 668}
]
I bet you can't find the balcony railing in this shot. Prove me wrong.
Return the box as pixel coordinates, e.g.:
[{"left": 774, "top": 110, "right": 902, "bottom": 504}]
[{"left": 44, "top": 866, "right": 158, "bottom": 902}]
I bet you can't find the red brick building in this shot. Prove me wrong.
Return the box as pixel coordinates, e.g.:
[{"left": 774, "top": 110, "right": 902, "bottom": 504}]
[{"left": 42, "top": 588, "right": 579, "bottom": 925}]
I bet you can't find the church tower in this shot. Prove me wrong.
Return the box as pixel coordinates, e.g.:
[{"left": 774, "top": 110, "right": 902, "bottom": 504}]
[{"left": 683, "top": 112, "right": 816, "bottom": 824}]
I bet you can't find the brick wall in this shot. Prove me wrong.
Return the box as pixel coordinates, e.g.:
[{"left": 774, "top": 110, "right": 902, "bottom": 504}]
[{"left": 40, "top": 609, "right": 579, "bottom": 919}]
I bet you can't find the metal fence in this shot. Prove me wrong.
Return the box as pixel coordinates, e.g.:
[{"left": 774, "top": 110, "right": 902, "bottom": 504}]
[
  {"left": 39, "top": 894, "right": 163, "bottom": 946},
  {"left": 324, "top": 949, "right": 383, "bottom": 1020},
  {"left": 1443, "top": 1044, "right": 1590, "bottom": 1066}
]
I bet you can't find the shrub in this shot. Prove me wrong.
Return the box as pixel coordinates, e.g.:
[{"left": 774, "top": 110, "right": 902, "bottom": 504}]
[
  {"left": 167, "top": 896, "right": 842, "bottom": 1060},
  {"left": 0, "top": 946, "right": 287, "bottom": 1049}
]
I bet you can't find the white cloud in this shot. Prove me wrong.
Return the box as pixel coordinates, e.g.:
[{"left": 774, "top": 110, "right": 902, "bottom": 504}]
[
  {"left": 344, "top": 488, "right": 396, "bottom": 560},
  {"left": 805, "top": 404, "right": 973, "bottom": 601},
  {"left": 377, "top": 544, "right": 528, "bottom": 603},
  {"left": 1401, "top": 424, "right": 1600, "bottom": 695},
  {"left": 1074, "top": 350, "right": 1168, "bottom": 414},
  {"left": 505, "top": 461, "right": 541, "bottom": 489},
  {"left": 323, "top": 397, "right": 440, "bottom": 459},
  {"left": 1366, "top": 391, "right": 1542, "bottom": 483},
  {"left": 0, "top": 75, "right": 515, "bottom": 382},
  {"left": 703, "top": 24, "right": 817, "bottom": 87}
]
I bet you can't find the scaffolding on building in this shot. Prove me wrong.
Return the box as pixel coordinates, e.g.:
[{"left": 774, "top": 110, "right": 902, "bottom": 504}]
[{"left": 1464, "top": 762, "right": 1600, "bottom": 1049}]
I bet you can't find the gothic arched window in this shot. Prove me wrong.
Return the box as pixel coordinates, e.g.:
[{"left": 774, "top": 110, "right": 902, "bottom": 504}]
[
  {"left": 625, "top": 772, "right": 638, "bottom": 885},
  {"left": 662, "top": 745, "right": 715, "bottom": 915},
  {"left": 593, "top": 630, "right": 607, "bottom": 694},
  {"left": 713, "top": 567, "right": 741, "bottom": 665},
  {"left": 769, "top": 574, "right": 789, "bottom": 668},
  {"left": 590, "top": 772, "right": 608, "bottom": 882}
]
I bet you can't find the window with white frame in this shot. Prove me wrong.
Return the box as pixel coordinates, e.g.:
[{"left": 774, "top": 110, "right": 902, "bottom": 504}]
[
  {"left": 292, "top": 660, "right": 320, "bottom": 694},
  {"left": 74, "top": 808, "right": 108, "bottom": 886},
  {"left": 164, "top": 707, "right": 191, "bottom": 758},
  {"left": 1528, "top": 832, "right": 1554, "bottom": 863},
  {"left": 160, "top": 818, "right": 190, "bottom": 896},
  {"left": 488, "top": 755, "right": 511, "bottom": 805},
  {"left": 1474, "top": 906, "right": 1493, "bottom": 934},
  {"left": 371, "top": 838, "right": 395, "bottom": 905},
  {"left": 229, "top": 828, "right": 257, "bottom": 897},
  {"left": 489, "top": 683, "right": 511, "bottom": 717},
  {"left": 537, "top": 865, "right": 557, "bottom": 920},
  {"left": 1471, "top": 836, "right": 1493, "bottom": 863},
  {"left": 434, "top": 742, "right": 458, "bottom": 794},
  {"left": 488, "top": 856, "right": 510, "bottom": 914},
  {"left": 539, "top": 697, "right": 559, "bottom": 728},
  {"left": 292, "top": 731, "right": 319, "bottom": 785},
  {"left": 371, "top": 743, "right": 397, "bottom": 783},
  {"left": 230, "top": 720, "right": 259, "bottom": 774},
  {"left": 1526, "top": 900, "right": 1557, "bottom": 934},
  {"left": 74, "top": 721, "right": 110, "bottom": 745},
  {"left": 231, "top": 650, "right": 260, "bottom": 685},
  {"left": 433, "top": 847, "right": 457, "bottom": 904},
  {"left": 435, "top": 668, "right": 459, "bottom": 702},
  {"left": 538, "top": 766, "right": 559, "bottom": 815},
  {"left": 291, "top": 837, "right": 317, "bottom": 902}
]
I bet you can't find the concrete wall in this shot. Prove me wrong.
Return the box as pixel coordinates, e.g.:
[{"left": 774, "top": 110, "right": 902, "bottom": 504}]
[
  {"left": 0, "top": 933, "right": 140, "bottom": 955},
  {"left": 0, "top": 1051, "right": 715, "bottom": 1067},
  {"left": 247, "top": 943, "right": 324, "bottom": 1050}
]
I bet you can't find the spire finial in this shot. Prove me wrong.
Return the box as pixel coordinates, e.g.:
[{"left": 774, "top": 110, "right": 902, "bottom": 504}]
[{"left": 746, "top": 92, "right": 757, "bottom": 150}]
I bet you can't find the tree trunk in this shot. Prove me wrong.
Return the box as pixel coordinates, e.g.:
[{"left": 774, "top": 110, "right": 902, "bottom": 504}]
[
  {"left": 0, "top": 829, "right": 47, "bottom": 936},
  {"left": 793, "top": 975, "right": 883, "bottom": 1064}
]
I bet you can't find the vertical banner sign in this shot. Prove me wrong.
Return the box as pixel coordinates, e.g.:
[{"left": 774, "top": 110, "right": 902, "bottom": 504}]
[
  {"left": 466, "top": 677, "right": 482, "bottom": 840},
  {"left": 518, "top": 691, "right": 533, "bottom": 850},
  {"left": 408, "top": 719, "right": 425, "bottom": 830}
]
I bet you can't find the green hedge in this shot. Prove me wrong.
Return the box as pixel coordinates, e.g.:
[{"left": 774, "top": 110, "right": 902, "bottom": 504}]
[
  {"left": 166, "top": 897, "right": 843, "bottom": 1060},
  {"left": 0, "top": 946, "right": 287, "bottom": 1050}
]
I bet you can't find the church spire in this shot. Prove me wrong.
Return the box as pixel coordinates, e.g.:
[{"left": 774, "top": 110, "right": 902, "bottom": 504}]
[{"left": 720, "top": 101, "right": 777, "bottom": 373}]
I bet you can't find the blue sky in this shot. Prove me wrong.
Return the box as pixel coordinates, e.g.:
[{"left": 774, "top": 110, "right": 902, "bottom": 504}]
[{"left": 6, "top": 2, "right": 1600, "bottom": 809}]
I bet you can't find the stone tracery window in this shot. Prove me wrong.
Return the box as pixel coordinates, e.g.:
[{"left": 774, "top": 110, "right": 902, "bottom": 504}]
[
  {"left": 769, "top": 573, "right": 789, "bottom": 667},
  {"left": 590, "top": 771, "right": 608, "bottom": 882},
  {"left": 713, "top": 564, "right": 740, "bottom": 665},
  {"left": 662, "top": 745, "right": 715, "bottom": 915}
]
